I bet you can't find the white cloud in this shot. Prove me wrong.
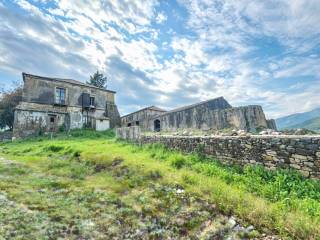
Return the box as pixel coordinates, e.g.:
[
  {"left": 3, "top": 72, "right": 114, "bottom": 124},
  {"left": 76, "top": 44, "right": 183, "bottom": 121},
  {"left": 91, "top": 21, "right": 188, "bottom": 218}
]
[
  {"left": 155, "top": 12, "right": 167, "bottom": 24},
  {"left": 274, "top": 57, "right": 320, "bottom": 78},
  {"left": 0, "top": 0, "right": 319, "bottom": 118}
]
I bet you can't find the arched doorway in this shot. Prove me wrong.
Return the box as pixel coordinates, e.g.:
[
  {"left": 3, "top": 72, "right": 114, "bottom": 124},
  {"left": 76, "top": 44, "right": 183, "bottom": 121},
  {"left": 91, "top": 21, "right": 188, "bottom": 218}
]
[{"left": 154, "top": 119, "right": 161, "bottom": 132}]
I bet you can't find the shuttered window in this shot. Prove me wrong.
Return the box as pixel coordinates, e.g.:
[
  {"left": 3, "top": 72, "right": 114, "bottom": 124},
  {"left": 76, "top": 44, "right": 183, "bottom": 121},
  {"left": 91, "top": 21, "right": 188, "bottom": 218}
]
[{"left": 55, "top": 88, "right": 66, "bottom": 105}]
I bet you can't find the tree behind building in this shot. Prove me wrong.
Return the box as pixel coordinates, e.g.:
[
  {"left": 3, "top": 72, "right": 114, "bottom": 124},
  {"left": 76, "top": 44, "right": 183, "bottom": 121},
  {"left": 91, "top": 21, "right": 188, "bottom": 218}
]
[
  {"left": 87, "top": 71, "right": 107, "bottom": 89},
  {"left": 0, "top": 87, "right": 22, "bottom": 130}
]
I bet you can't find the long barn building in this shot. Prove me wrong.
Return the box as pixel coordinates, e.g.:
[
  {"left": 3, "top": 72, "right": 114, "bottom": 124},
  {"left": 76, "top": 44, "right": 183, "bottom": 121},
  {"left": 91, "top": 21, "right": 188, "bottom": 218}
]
[{"left": 121, "top": 97, "right": 276, "bottom": 132}]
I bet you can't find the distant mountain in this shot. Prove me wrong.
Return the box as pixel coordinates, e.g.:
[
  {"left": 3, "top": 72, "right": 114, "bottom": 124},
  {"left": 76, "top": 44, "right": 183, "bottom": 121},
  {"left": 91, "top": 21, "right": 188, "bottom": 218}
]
[
  {"left": 288, "top": 117, "right": 320, "bottom": 132},
  {"left": 275, "top": 108, "right": 320, "bottom": 130}
]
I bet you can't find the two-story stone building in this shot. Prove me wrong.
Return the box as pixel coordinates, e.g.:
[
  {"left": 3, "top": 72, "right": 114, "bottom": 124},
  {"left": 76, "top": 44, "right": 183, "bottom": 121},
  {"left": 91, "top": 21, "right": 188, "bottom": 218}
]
[{"left": 13, "top": 73, "right": 120, "bottom": 138}]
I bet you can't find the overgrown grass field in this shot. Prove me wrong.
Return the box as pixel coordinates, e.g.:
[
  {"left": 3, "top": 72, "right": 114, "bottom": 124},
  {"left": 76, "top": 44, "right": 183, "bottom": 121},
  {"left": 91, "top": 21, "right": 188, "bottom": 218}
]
[{"left": 0, "top": 130, "right": 320, "bottom": 239}]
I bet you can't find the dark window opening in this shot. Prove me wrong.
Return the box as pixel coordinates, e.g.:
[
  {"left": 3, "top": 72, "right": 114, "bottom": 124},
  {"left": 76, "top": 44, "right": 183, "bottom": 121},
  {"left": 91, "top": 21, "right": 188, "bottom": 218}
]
[
  {"left": 127, "top": 123, "right": 132, "bottom": 127},
  {"left": 82, "top": 93, "right": 90, "bottom": 108},
  {"left": 105, "top": 103, "right": 109, "bottom": 117},
  {"left": 90, "top": 97, "right": 95, "bottom": 106},
  {"left": 50, "top": 117, "right": 55, "bottom": 123},
  {"left": 154, "top": 119, "right": 160, "bottom": 132},
  {"left": 135, "top": 121, "right": 139, "bottom": 126},
  {"left": 55, "top": 87, "right": 66, "bottom": 105}
]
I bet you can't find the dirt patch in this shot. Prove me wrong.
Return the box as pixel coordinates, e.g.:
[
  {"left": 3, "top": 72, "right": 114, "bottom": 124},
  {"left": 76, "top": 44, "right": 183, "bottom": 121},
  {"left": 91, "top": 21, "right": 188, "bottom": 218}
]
[
  {"left": 92, "top": 157, "right": 124, "bottom": 173},
  {"left": 94, "top": 163, "right": 108, "bottom": 173},
  {"left": 113, "top": 165, "right": 131, "bottom": 178},
  {"left": 111, "top": 157, "right": 124, "bottom": 167}
]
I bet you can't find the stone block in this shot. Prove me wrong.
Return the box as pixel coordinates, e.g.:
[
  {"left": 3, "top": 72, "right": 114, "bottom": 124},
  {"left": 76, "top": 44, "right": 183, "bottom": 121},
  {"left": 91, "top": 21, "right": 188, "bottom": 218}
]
[
  {"left": 263, "top": 155, "right": 273, "bottom": 161},
  {"left": 307, "top": 156, "right": 314, "bottom": 161},
  {"left": 245, "top": 144, "right": 252, "bottom": 149},
  {"left": 292, "top": 154, "right": 307, "bottom": 161},
  {"left": 266, "top": 150, "right": 277, "bottom": 156},
  {"left": 296, "top": 148, "right": 309, "bottom": 156},
  {"left": 136, "top": 134, "right": 320, "bottom": 179},
  {"left": 278, "top": 150, "right": 289, "bottom": 157},
  {"left": 290, "top": 164, "right": 301, "bottom": 170},
  {"left": 286, "top": 147, "right": 295, "bottom": 154},
  {"left": 304, "top": 162, "right": 314, "bottom": 168},
  {"left": 300, "top": 170, "right": 310, "bottom": 178},
  {"left": 307, "top": 144, "right": 318, "bottom": 151}
]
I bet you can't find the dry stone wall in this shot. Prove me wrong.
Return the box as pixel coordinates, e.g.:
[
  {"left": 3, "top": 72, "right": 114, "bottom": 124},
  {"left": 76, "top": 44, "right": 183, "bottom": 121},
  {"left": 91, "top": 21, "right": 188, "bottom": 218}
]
[
  {"left": 116, "top": 127, "right": 320, "bottom": 179},
  {"left": 0, "top": 132, "right": 12, "bottom": 142},
  {"left": 116, "top": 126, "right": 141, "bottom": 140}
]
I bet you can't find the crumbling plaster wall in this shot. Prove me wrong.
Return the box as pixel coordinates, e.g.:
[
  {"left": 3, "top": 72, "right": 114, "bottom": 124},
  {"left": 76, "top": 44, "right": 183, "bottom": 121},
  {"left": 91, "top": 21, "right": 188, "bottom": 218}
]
[
  {"left": 22, "top": 74, "right": 115, "bottom": 109},
  {"left": 13, "top": 74, "right": 121, "bottom": 138},
  {"left": 148, "top": 105, "right": 271, "bottom": 132},
  {"left": 106, "top": 101, "right": 121, "bottom": 128},
  {"left": 121, "top": 109, "right": 166, "bottom": 129},
  {"left": 13, "top": 104, "right": 109, "bottom": 138},
  {"left": 0, "top": 131, "right": 13, "bottom": 142},
  {"left": 13, "top": 109, "right": 66, "bottom": 138}
]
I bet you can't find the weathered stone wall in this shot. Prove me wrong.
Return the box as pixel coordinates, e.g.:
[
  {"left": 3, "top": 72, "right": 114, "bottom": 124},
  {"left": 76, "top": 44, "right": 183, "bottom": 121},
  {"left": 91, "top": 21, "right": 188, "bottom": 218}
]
[
  {"left": 13, "top": 73, "right": 121, "bottom": 138},
  {"left": 121, "top": 108, "right": 166, "bottom": 129},
  {"left": 147, "top": 97, "right": 232, "bottom": 131},
  {"left": 106, "top": 101, "right": 121, "bottom": 128},
  {"left": 116, "top": 126, "right": 141, "bottom": 140},
  {"left": 121, "top": 97, "right": 276, "bottom": 133},
  {"left": 148, "top": 105, "right": 275, "bottom": 132},
  {"left": 0, "top": 131, "right": 13, "bottom": 142},
  {"left": 13, "top": 108, "right": 67, "bottom": 138},
  {"left": 13, "top": 103, "right": 110, "bottom": 138},
  {"left": 116, "top": 128, "right": 320, "bottom": 178},
  {"left": 22, "top": 73, "right": 115, "bottom": 108}
]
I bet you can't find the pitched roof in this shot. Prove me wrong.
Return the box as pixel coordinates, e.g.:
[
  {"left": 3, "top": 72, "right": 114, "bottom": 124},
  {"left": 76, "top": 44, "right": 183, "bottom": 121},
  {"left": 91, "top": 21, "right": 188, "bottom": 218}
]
[
  {"left": 155, "top": 97, "right": 232, "bottom": 116},
  {"left": 121, "top": 106, "right": 167, "bottom": 118},
  {"left": 22, "top": 72, "right": 116, "bottom": 93}
]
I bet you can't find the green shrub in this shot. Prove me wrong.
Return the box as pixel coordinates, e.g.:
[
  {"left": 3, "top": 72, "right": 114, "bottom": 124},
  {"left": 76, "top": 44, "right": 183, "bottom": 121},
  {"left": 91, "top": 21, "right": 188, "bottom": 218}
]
[
  {"left": 47, "top": 159, "right": 69, "bottom": 170},
  {"left": 70, "top": 163, "right": 93, "bottom": 180},
  {"left": 73, "top": 150, "right": 81, "bottom": 158},
  {"left": 22, "top": 147, "right": 32, "bottom": 153},
  {"left": 58, "top": 125, "right": 66, "bottom": 133},
  {"left": 195, "top": 143, "right": 206, "bottom": 160},
  {"left": 68, "top": 129, "right": 115, "bottom": 139},
  {"left": 44, "top": 145, "right": 64, "bottom": 152},
  {"left": 148, "top": 170, "right": 162, "bottom": 180},
  {"left": 170, "top": 155, "right": 187, "bottom": 169},
  {"left": 182, "top": 173, "right": 197, "bottom": 185}
]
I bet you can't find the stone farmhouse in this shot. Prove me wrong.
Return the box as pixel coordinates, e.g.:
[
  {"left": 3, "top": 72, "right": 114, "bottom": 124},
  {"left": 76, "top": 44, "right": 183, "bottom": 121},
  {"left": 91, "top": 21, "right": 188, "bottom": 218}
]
[
  {"left": 13, "top": 73, "right": 120, "bottom": 138},
  {"left": 121, "top": 97, "right": 276, "bottom": 132}
]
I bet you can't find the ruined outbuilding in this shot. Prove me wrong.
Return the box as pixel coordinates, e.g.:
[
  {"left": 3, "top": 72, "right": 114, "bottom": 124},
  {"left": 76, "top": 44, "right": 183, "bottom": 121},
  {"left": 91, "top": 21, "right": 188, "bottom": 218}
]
[
  {"left": 121, "top": 97, "right": 276, "bottom": 132},
  {"left": 13, "top": 73, "right": 120, "bottom": 138},
  {"left": 121, "top": 106, "right": 166, "bottom": 130}
]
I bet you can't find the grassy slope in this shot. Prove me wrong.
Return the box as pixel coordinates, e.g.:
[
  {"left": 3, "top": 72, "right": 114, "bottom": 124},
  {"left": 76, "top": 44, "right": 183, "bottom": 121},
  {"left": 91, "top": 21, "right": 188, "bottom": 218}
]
[
  {"left": 289, "top": 116, "right": 320, "bottom": 132},
  {"left": 276, "top": 108, "right": 320, "bottom": 130},
  {"left": 0, "top": 130, "right": 320, "bottom": 239}
]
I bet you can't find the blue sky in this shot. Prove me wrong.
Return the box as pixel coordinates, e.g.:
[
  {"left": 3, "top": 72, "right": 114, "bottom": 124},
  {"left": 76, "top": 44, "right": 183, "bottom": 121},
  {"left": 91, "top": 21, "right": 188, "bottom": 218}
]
[{"left": 0, "top": 0, "right": 320, "bottom": 118}]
